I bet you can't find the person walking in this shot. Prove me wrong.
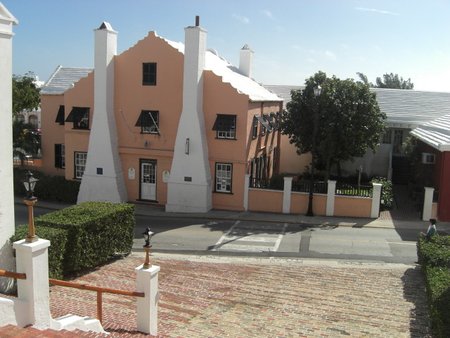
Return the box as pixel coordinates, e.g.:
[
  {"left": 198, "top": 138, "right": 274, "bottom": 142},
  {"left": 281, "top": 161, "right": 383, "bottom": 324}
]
[{"left": 421, "top": 218, "right": 437, "bottom": 240}]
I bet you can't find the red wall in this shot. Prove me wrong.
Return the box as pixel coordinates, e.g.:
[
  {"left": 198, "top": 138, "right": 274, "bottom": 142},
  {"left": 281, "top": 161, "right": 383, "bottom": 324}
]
[{"left": 438, "top": 151, "right": 450, "bottom": 221}]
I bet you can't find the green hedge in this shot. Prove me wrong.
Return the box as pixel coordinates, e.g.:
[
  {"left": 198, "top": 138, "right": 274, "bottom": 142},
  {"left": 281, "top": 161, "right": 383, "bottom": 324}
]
[
  {"left": 14, "top": 168, "right": 80, "bottom": 203},
  {"left": 10, "top": 225, "right": 68, "bottom": 279},
  {"left": 417, "top": 236, "right": 450, "bottom": 337},
  {"left": 371, "top": 177, "right": 393, "bottom": 210},
  {"left": 35, "top": 202, "right": 135, "bottom": 274}
]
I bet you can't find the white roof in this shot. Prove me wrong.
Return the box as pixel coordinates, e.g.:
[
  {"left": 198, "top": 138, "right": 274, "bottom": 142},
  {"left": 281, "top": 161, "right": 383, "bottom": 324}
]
[
  {"left": 162, "top": 34, "right": 282, "bottom": 102},
  {"left": 41, "top": 66, "right": 92, "bottom": 95},
  {"left": 411, "top": 114, "right": 450, "bottom": 151}
]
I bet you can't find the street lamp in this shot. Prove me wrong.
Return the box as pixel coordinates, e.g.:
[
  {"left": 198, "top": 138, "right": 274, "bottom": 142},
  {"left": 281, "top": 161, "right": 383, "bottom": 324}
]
[
  {"left": 142, "top": 226, "right": 154, "bottom": 269},
  {"left": 306, "top": 85, "right": 322, "bottom": 217},
  {"left": 22, "top": 171, "right": 39, "bottom": 242}
]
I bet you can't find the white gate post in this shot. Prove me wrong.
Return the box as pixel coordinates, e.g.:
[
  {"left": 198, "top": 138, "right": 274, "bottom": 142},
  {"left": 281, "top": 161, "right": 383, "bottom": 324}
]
[
  {"left": 136, "top": 264, "right": 160, "bottom": 335},
  {"left": 13, "top": 239, "right": 52, "bottom": 328},
  {"left": 371, "top": 183, "right": 382, "bottom": 218},
  {"left": 244, "top": 174, "right": 250, "bottom": 211},
  {"left": 326, "top": 180, "right": 336, "bottom": 216},
  {"left": 422, "top": 187, "right": 435, "bottom": 221},
  {"left": 282, "top": 177, "right": 293, "bottom": 214}
]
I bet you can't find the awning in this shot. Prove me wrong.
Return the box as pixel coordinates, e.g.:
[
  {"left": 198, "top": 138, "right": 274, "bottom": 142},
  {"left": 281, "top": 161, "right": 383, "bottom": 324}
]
[
  {"left": 55, "top": 105, "right": 65, "bottom": 124},
  {"left": 135, "top": 110, "right": 160, "bottom": 133},
  {"left": 255, "top": 115, "right": 272, "bottom": 132},
  {"left": 65, "top": 107, "right": 89, "bottom": 122},
  {"left": 212, "top": 114, "right": 236, "bottom": 131}
]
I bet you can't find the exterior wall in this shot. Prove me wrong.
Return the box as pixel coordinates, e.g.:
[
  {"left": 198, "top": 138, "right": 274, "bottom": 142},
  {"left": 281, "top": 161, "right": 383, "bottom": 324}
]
[
  {"left": 279, "top": 134, "right": 311, "bottom": 175},
  {"left": 334, "top": 196, "right": 372, "bottom": 218},
  {"left": 438, "top": 151, "right": 450, "bottom": 221},
  {"left": 290, "top": 192, "right": 327, "bottom": 215},
  {"left": 63, "top": 74, "right": 94, "bottom": 180},
  {"left": 40, "top": 95, "right": 65, "bottom": 176},
  {"left": 248, "top": 189, "right": 283, "bottom": 213}
]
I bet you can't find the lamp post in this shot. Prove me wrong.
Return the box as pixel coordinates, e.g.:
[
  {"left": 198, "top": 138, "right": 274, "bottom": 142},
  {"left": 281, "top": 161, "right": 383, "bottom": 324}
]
[
  {"left": 22, "top": 171, "right": 39, "bottom": 242},
  {"left": 306, "top": 85, "right": 322, "bottom": 217},
  {"left": 142, "top": 226, "right": 154, "bottom": 269}
]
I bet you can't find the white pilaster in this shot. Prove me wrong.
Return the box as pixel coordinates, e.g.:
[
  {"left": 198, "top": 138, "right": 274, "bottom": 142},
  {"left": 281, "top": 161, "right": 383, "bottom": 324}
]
[
  {"left": 136, "top": 264, "right": 160, "bottom": 336},
  {"left": 77, "top": 22, "right": 127, "bottom": 203},
  {"left": 422, "top": 187, "right": 435, "bottom": 221},
  {"left": 282, "top": 177, "right": 293, "bottom": 214},
  {"left": 326, "top": 180, "right": 336, "bottom": 216},
  {"left": 239, "top": 44, "right": 253, "bottom": 78},
  {"left": 166, "top": 21, "right": 211, "bottom": 212},
  {"left": 0, "top": 2, "right": 18, "bottom": 293},
  {"left": 244, "top": 174, "right": 250, "bottom": 211},
  {"left": 13, "top": 239, "right": 52, "bottom": 329},
  {"left": 371, "top": 183, "right": 382, "bottom": 218}
]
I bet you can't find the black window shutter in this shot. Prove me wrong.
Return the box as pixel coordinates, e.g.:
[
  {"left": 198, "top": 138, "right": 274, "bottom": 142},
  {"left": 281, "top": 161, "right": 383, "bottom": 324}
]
[{"left": 54, "top": 144, "right": 62, "bottom": 168}]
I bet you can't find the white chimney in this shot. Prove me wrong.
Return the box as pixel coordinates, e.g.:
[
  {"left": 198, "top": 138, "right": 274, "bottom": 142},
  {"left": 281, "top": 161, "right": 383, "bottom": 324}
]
[
  {"left": 239, "top": 44, "right": 253, "bottom": 78},
  {"left": 77, "top": 22, "right": 127, "bottom": 203},
  {"left": 166, "top": 16, "right": 212, "bottom": 212}
]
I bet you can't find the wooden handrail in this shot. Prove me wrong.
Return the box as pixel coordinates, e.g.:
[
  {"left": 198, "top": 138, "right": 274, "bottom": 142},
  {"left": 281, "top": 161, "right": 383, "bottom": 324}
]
[
  {"left": 0, "top": 269, "right": 26, "bottom": 280},
  {"left": 49, "top": 278, "right": 144, "bottom": 323}
]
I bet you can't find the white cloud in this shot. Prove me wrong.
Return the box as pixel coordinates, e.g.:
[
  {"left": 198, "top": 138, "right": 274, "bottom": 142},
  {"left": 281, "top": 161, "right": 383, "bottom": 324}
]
[
  {"left": 232, "top": 14, "right": 250, "bottom": 24},
  {"left": 262, "top": 9, "right": 274, "bottom": 19},
  {"left": 355, "top": 7, "right": 399, "bottom": 16}
]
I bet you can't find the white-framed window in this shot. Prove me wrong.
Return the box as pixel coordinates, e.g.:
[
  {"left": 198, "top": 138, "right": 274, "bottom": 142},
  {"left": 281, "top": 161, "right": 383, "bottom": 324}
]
[
  {"left": 74, "top": 152, "right": 87, "bottom": 179},
  {"left": 215, "top": 162, "right": 233, "bottom": 193},
  {"left": 212, "top": 114, "right": 236, "bottom": 139}
]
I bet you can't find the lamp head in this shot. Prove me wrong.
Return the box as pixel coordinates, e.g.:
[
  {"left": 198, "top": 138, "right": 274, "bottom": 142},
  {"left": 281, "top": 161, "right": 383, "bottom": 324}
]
[
  {"left": 23, "top": 171, "right": 38, "bottom": 199},
  {"left": 143, "top": 226, "right": 154, "bottom": 247}
]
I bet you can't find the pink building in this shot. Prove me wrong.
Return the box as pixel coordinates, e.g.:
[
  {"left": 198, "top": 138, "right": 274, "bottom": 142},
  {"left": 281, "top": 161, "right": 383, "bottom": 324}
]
[{"left": 40, "top": 18, "right": 282, "bottom": 212}]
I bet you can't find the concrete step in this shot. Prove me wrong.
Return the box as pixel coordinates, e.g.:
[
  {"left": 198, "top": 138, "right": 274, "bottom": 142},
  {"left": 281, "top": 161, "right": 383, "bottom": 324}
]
[{"left": 52, "top": 314, "right": 107, "bottom": 334}]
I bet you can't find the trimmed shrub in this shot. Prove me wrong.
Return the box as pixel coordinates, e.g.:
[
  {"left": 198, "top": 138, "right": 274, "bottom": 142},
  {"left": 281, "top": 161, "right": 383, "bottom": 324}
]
[
  {"left": 10, "top": 225, "right": 68, "bottom": 279},
  {"left": 14, "top": 168, "right": 80, "bottom": 203},
  {"left": 371, "top": 177, "right": 393, "bottom": 210},
  {"left": 424, "top": 266, "right": 450, "bottom": 338},
  {"left": 35, "top": 202, "right": 135, "bottom": 274},
  {"left": 417, "top": 236, "right": 450, "bottom": 267},
  {"left": 417, "top": 235, "right": 450, "bottom": 337}
]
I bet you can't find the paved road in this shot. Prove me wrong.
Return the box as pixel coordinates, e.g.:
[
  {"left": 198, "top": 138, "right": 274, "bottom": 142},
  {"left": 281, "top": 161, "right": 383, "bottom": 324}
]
[{"left": 15, "top": 205, "right": 419, "bottom": 264}]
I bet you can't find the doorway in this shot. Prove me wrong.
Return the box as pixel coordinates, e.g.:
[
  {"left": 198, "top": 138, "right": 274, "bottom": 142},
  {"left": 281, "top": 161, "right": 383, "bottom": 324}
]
[{"left": 140, "top": 159, "right": 157, "bottom": 201}]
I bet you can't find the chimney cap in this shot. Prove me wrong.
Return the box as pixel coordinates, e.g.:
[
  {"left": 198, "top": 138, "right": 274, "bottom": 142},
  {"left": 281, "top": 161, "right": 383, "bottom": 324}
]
[
  {"left": 241, "top": 44, "right": 253, "bottom": 51},
  {"left": 98, "top": 21, "right": 114, "bottom": 31},
  {"left": 195, "top": 16, "right": 200, "bottom": 26}
]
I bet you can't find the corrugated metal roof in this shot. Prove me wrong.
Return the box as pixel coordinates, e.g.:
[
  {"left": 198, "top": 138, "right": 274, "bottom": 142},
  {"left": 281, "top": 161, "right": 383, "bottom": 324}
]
[
  {"left": 411, "top": 114, "right": 450, "bottom": 151},
  {"left": 41, "top": 66, "right": 92, "bottom": 95},
  {"left": 264, "top": 85, "right": 450, "bottom": 128}
]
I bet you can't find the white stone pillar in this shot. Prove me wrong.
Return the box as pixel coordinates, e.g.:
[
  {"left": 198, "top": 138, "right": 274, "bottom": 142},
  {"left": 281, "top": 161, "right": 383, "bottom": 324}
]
[
  {"left": 0, "top": 3, "right": 18, "bottom": 294},
  {"left": 282, "top": 177, "right": 293, "bottom": 214},
  {"left": 326, "top": 180, "right": 336, "bottom": 216},
  {"left": 239, "top": 44, "right": 253, "bottom": 77},
  {"left": 422, "top": 187, "right": 434, "bottom": 221},
  {"left": 371, "top": 183, "right": 382, "bottom": 218},
  {"left": 13, "top": 239, "right": 52, "bottom": 329},
  {"left": 243, "top": 174, "right": 250, "bottom": 211},
  {"left": 136, "top": 264, "right": 160, "bottom": 336}
]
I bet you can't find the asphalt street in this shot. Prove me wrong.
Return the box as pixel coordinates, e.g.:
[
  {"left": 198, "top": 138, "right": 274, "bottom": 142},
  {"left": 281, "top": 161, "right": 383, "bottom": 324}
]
[{"left": 15, "top": 204, "right": 420, "bottom": 264}]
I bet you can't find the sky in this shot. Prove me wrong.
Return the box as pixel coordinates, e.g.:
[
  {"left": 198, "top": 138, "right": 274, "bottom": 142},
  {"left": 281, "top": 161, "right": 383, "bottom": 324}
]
[{"left": 3, "top": 0, "right": 450, "bottom": 92}]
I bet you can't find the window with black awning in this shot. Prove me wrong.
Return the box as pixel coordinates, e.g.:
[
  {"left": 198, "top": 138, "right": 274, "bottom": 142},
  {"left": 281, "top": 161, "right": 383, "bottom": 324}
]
[
  {"left": 65, "top": 107, "right": 90, "bottom": 129},
  {"left": 135, "top": 110, "right": 160, "bottom": 134},
  {"left": 212, "top": 114, "right": 236, "bottom": 139}
]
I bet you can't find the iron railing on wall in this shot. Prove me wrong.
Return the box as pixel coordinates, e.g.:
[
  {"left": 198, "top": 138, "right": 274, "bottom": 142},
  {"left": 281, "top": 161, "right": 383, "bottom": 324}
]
[
  {"left": 291, "top": 180, "right": 328, "bottom": 194},
  {"left": 335, "top": 182, "right": 372, "bottom": 197}
]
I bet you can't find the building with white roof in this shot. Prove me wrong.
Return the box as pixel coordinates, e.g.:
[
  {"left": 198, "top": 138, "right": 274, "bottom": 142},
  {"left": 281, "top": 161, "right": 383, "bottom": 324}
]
[{"left": 39, "top": 17, "right": 282, "bottom": 212}]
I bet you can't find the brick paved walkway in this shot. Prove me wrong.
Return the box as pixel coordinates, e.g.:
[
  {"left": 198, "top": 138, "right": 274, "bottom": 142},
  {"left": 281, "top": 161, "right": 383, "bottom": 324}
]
[{"left": 44, "top": 254, "right": 431, "bottom": 337}]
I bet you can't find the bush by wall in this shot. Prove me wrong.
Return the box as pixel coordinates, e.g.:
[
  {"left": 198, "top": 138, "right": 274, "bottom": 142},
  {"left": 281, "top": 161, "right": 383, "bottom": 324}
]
[
  {"left": 35, "top": 202, "right": 135, "bottom": 275},
  {"left": 14, "top": 168, "right": 80, "bottom": 203},
  {"left": 371, "top": 177, "right": 393, "bottom": 210},
  {"left": 417, "top": 236, "right": 450, "bottom": 337},
  {"left": 10, "top": 225, "right": 68, "bottom": 279}
]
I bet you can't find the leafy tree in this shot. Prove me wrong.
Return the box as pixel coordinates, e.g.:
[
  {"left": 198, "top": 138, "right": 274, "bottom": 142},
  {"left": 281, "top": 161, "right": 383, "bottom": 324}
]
[
  {"left": 12, "top": 72, "right": 41, "bottom": 165},
  {"left": 282, "top": 71, "right": 386, "bottom": 180},
  {"left": 356, "top": 72, "right": 414, "bottom": 89},
  {"left": 12, "top": 72, "right": 40, "bottom": 117}
]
